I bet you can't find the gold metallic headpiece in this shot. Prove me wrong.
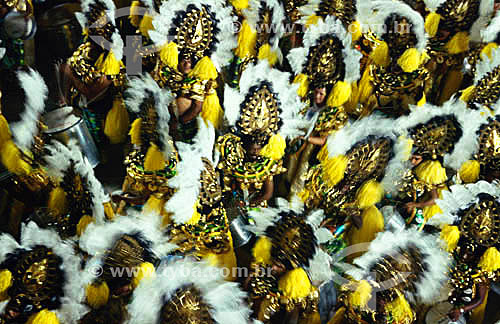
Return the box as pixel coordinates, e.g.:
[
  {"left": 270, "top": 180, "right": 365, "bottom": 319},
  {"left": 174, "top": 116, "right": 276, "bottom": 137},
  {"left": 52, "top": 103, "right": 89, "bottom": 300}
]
[
  {"left": 305, "top": 35, "right": 345, "bottom": 89},
  {"left": 467, "top": 66, "right": 500, "bottom": 110},
  {"left": 459, "top": 194, "right": 500, "bottom": 248},
  {"left": 436, "top": 0, "right": 480, "bottom": 33},
  {"left": 316, "top": 0, "right": 357, "bottom": 27},
  {"left": 409, "top": 115, "right": 462, "bottom": 160},
  {"left": 160, "top": 285, "right": 214, "bottom": 324},
  {"left": 477, "top": 117, "right": 500, "bottom": 171}
]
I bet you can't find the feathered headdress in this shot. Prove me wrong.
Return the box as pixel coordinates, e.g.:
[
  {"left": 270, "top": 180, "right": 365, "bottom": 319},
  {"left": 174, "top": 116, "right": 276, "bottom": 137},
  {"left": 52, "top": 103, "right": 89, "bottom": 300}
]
[
  {"left": 0, "top": 222, "right": 87, "bottom": 324},
  {"left": 126, "top": 73, "right": 175, "bottom": 172},
  {"left": 128, "top": 259, "right": 251, "bottom": 324},
  {"left": 165, "top": 119, "right": 219, "bottom": 224},
  {"left": 461, "top": 47, "right": 500, "bottom": 111},
  {"left": 223, "top": 61, "right": 305, "bottom": 160},
  {"left": 436, "top": 181, "right": 500, "bottom": 273},
  {"left": 0, "top": 68, "right": 48, "bottom": 176},
  {"left": 288, "top": 15, "right": 362, "bottom": 106},
  {"left": 396, "top": 99, "right": 468, "bottom": 163},
  {"left": 346, "top": 228, "right": 450, "bottom": 305},
  {"left": 74, "top": 0, "right": 124, "bottom": 76},
  {"left": 79, "top": 211, "right": 175, "bottom": 310},
  {"left": 423, "top": 0, "right": 494, "bottom": 52},
  {"left": 298, "top": 0, "right": 360, "bottom": 40},
  {"left": 247, "top": 198, "right": 323, "bottom": 270},
  {"left": 43, "top": 140, "right": 109, "bottom": 237},
  {"left": 358, "top": 0, "right": 428, "bottom": 73},
  {"left": 234, "top": 0, "right": 286, "bottom": 66},
  {"left": 149, "top": 0, "right": 237, "bottom": 74}
]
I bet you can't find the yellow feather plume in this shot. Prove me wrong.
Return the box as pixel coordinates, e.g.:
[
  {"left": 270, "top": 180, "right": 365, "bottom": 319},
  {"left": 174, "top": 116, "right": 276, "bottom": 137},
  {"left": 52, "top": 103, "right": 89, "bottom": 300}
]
[
  {"left": 95, "top": 51, "right": 123, "bottom": 75},
  {"left": 445, "top": 32, "right": 469, "bottom": 54},
  {"left": 440, "top": 225, "right": 460, "bottom": 252},
  {"left": 348, "top": 206, "right": 384, "bottom": 247},
  {"left": 305, "top": 14, "right": 320, "bottom": 27},
  {"left": 293, "top": 73, "right": 309, "bottom": 98},
  {"left": 144, "top": 143, "right": 166, "bottom": 171},
  {"left": 417, "top": 92, "right": 426, "bottom": 106},
  {"left": 253, "top": 236, "right": 272, "bottom": 265},
  {"left": 317, "top": 144, "right": 329, "bottom": 162},
  {"left": 397, "top": 48, "right": 421, "bottom": 73},
  {"left": 358, "top": 67, "right": 374, "bottom": 103},
  {"left": 132, "top": 262, "right": 155, "bottom": 288},
  {"left": 385, "top": 291, "right": 414, "bottom": 324},
  {"left": 257, "top": 43, "right": 278, "bottom": 66},
  {"left": 350, "top": 21, "right": 362, "bottom": 42},
  {"left": 129, "top": 118, "right": 142, "bottom": 145},
  {"left": 278, "top": 268, "right": 313, "bottom": 299},
  {"left": 322, "top": 155, "right": 347, "bottom": 187},
  {"left": 425, "top": 12, "right": 441, "bottom": 37},
  {"left": 415, "top": 160, "right": 447, "bottom": 185},
  {"left": 160, "top": 42, "right": 179, "bottom": 69},
  {"left": 190, "top": 56, "right": 218, "bottom": 80},
  {"left": 348, "top": 280, "right": 372, "bottom": 308},
  {"left": 327, "top": 81, "right": 352, "bottom": 107},
  {"left": 480, "top": 42, "right": 498, "bottom": 59},
  {"left": 370, "top": 41, "right": 389, "bottom": 67},
  {"left": 231, "top": 0, "right": 248, "bottom": 10},
  {"left": 129, "top": 1, "right": 142, "bottom": 27},
  {"left": 48, "top": 187, "right": 68, "bottom": 217},
  {"left": 460, "top": 85, "right": 476, "bottom": 103},
  {"left": 355, "top": 180, "right": 383, "bottom": 209},
  {"left": 478, "top": 247, "right": 500, "bottom": 272},
  {"left": 139, "top": 14, "right": 154, "bottom": 37},
  {"left": 201, "top": 93, "right": 223, "bottom": 129},
  {"left": 235, "top": 20, "right": 257, "bottom": 59},
  {"left": 0, "top": 114, "right": 11, "bottom": 146},
  {"left": 77, "top": 215, "right": 94, "bottom": 237},
  {"left": 26, "top": 310, "right": 59, "bottom": 324},
  {"left": 459, "top": 160, "right": 480, "bottom": 183},
  {"left": 0, "top": 269, "right": 12, "bottom": 301},
  {"left": 423, "top": 203, "right": 443, "bottom": 221},
  {"left": 260, "top": 133, "right": 286, "bottom": 160},
  {"left": 86, "top": 281, "right": 109, "bottom": 309},
  {"left": 0, "top": 140, "right": 31, "bottom": 175},
  {"left": 298, "top": 188, "right": 310, "bottom": 203},
  {"left": 104, "top": 97, "right": 130, "bottom": 144},
  {"left": 144, "top": 194, "right": 165, "bottom": 214}
]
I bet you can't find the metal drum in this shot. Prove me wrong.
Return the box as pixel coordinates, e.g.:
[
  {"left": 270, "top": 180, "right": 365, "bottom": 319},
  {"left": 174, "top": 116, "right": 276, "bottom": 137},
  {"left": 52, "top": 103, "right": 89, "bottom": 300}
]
[
  {"left": 425, "top": 302, "right": 466, "bottom": 324},
  {"left": 42, "top": 106, "right": 100, "bottom": 168}
]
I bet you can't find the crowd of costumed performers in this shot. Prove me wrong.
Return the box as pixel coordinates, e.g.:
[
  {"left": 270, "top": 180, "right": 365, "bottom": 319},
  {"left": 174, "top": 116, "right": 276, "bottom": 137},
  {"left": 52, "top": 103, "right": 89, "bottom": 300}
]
[{"left": 1, "top": 0, "right": 500, "bottom": 322}]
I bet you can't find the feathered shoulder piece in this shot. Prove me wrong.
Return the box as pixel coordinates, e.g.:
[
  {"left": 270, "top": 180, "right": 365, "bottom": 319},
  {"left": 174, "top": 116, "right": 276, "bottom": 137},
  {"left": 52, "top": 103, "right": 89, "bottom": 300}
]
[
  {"left": 0, "top": 68, "right": 48, "bottom": 176},
  {"left": 0, "top": 222, "right": 87, "bottom": 323},
  {"left": 347, "top": 228, "right": 450, "bottom": 304},
  {"left": 223, "top": 61, "right": 304, "bottom": 160},
  {"left": 126, "top": 73, "right": 177, "bottom": 172},
  {"left": 165, "top": 119, "right": 220, "bottom": 224},
  {"left": 357, "top": 0, "right": 428, "bottom": 72},
  {"left": 247, "top": 198, "right": 323, "bottom": 269},
  {"left": 461, "top": 47, "right": 500, "bottom": 111},
  {"left": 149, "top": 0, "right": 237, "bottom": 77},
  {"left": 435, "top": 181, "right": 500, "bottom": 273},
  {"left": 74, "top": 0, "right": 124, "bottom": 75},
  {"left": 43, "top": 140, "right": 108, "bottom": 237},
  {"left": 481, "top": 8, "right": 500, "bottom": 43},
  {"left": 288, "top": 15, "right": 361, "bottom": 105},
  {"left": 298, "top": 0, "right": 358, "bottom": 36},
  {"left": 79, "top": 211, "right": 175, "bottom": 309},
  {"left": 396, "top": 99, "right": 468, "bottom": 164},
  {"left": 234, "top": 0, "right": 286, "bottom": 65},
  {"left": 128, "top": 259, "right": 251, "bottom": 324}
]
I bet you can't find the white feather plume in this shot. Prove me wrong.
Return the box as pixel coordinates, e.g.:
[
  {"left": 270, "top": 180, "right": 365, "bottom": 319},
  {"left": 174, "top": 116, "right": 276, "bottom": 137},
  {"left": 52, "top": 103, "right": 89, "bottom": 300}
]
[
  {"left": 10, "top": 69, "right": 48, "bottom": 152},
  {"left": 165, "top": 118, "right": 216, "bottom": 224},
  {"left": 481, "top": 8, "right": 500, "bottom": 43},
  {"left": 474, "top": 46, "right": 500, "bottom": 84}
]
